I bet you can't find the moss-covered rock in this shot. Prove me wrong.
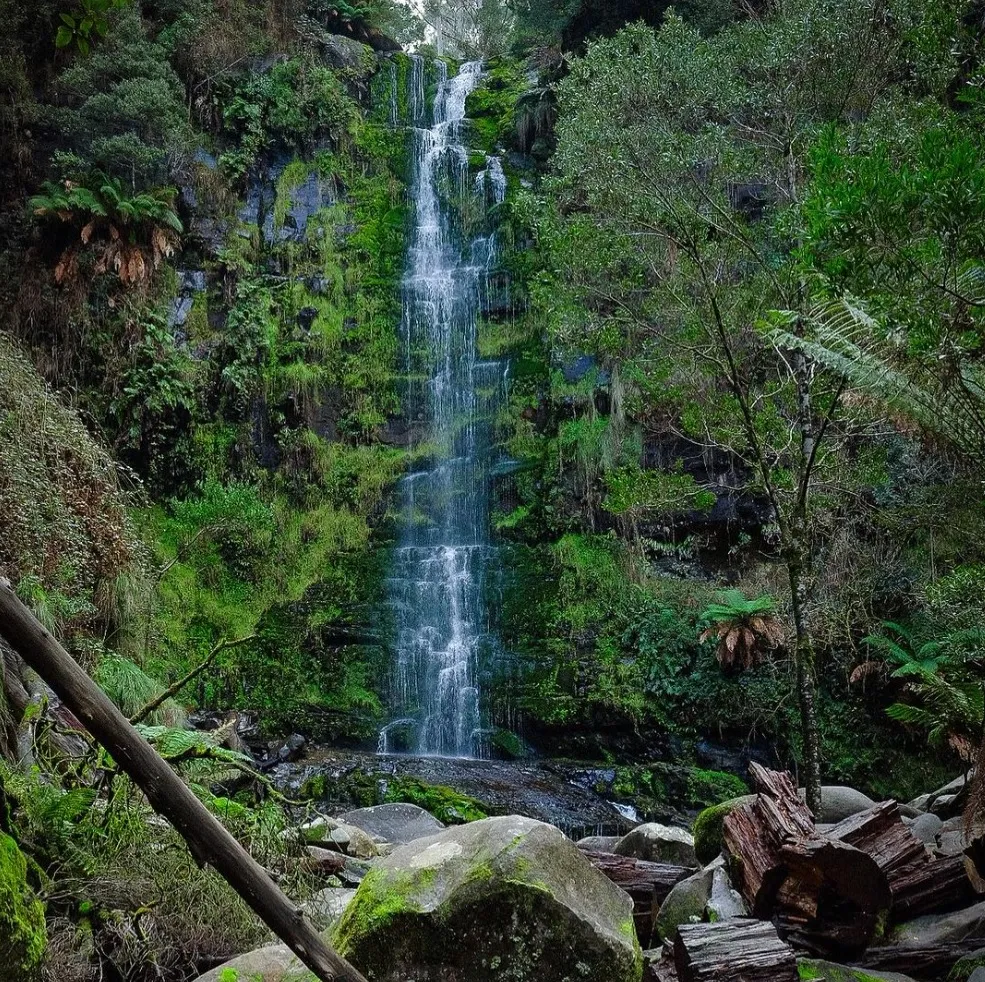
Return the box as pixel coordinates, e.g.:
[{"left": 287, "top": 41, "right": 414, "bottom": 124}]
[
  {"left": 691, "top": 795, "right": 756, "bottom": 866},
  {"left": 0, "top": 832, "right": 46, "bottom": 982},
  {"left": 333, "top": 815, "right": 642, "bottom": 982},
  {"left": 798, "top": 958, "right": 916, "bottom": 981}
]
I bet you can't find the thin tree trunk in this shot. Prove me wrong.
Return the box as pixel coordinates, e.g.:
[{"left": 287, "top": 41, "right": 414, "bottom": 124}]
[
  {"left": 787, "top": 550, "right": 822, "bottom": 815},
  {"left": 0, "top": 579, "right": 367, "bottom": 982}
]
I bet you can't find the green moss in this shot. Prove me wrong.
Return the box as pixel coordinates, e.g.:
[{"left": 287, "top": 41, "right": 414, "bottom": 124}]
[
  {"left": 383, "top": 778, "right": 490, "bottom": 825},
  {"left": 0, "top": 833, "right": 46, "bottom": 982},
  {"left": 692, "top": 797, "right": 749, "bottom": 866},
  {"left": 333, "top": 868, "right": 425, "bottom": 956}
]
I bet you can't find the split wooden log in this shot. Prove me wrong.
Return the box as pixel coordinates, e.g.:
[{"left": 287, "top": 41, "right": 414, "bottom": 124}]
[
  {"left": 827, "top": 800, "right": 928, "bottom": 881},
  {"left": 827, "top": 801, "right": 977, "bottom": 920},
  {"left": 0, "top": 579, "right": 367, "bottom": 982},
  {"left": 889, "top": 853, "right": 978, "bottom": 921},
  {"left": 674, "top": 919, "right": 798, "bottom": 982},
  {"left": 582, "top": 851, "right": 692, "bottom": 901},
  {"left": 858, "top": 943, "right": 967, "bottom": 978}
]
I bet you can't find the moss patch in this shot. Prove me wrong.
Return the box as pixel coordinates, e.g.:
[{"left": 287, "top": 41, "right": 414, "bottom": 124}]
[
  {"left": 0, "top": 832, "right": 46, "bottom": 982},
  {"left": 692, "top": 796, "right": 754, "bottom": 865}
]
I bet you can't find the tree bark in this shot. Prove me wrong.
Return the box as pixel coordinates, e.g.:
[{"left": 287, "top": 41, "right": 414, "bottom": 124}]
[
  {"left": 0, "top": 579, "right": 367, "bottom": 982},
  {"left": 674, "top": 920, "right": 798, "bottom": 982}
]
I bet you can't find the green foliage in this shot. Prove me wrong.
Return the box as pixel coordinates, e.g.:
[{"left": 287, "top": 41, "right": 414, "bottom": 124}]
[
  {"left": 95, "top": 654, "right": 185, "bottom": 726},
  {"left": 49, "top": 5, "right": 191, "bottom": 186},
  {"left": 686, "top": 768, "right": 749, "bottom": 809},
  {"left": 382, "top": 778, "right": 490, "bottom": 824},
  {"left": 55, "top": 0, "right": 129, "bottom": 54},
  {"left": 218, "top": 58, "right": 359, "bottom": 182}
]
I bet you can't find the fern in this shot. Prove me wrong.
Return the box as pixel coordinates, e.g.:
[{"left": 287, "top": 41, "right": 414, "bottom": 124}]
[
  {"left": 135, "top": 724, "right": 251, "bottom": 767},
  {"left": 767, "top": 292, "right": 985, "bottom": 468}
]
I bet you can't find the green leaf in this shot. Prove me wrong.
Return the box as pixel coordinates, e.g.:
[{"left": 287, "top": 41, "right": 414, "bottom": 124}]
[
  {"left": 55, "top": 25, "right": 74, "bottom": 47},
  {"left": 77, "top": 35, "right": 90, "bottom": 54},
  {"left": 59, "top": 12, "right": 76, "bottom": 27}
]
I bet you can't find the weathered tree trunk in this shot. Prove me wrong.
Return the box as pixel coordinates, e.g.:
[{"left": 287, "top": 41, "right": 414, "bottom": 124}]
[
  {"left": 674, "top": 920, "right": 798, "bottom": 982},
  {"left": 0, "top": 579, "right": 367, "bottom": 982},
  {"left": 858, "top": 943, "right": 967, "bottom": 978},
  {"left": 889, "top": 854, "right": 978, "bottom": 921},
  {"left": 722, "top": 764, "right": 815, "bottom": 916},
  {"left": 774, "top": 836, "right": 890, "bottom": 956},
  {"left": 724, "top": 765, "right": 891, "bottom": 957},
  {"left": 826, "top": 800, "right": 927, "bottom": 880}
]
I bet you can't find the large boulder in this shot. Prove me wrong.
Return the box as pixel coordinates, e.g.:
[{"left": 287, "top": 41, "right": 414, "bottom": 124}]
[
  {"left": 341, "top": 803, "right": 445, "bottom": 845},
  {"left": 707, "top": 864, "right": 747, "bottom": 921},
  {"left": 0, "top": 832, "right": 46, "bottom": 982},
  {"left": 893, "top": 900, "right": 985, "bottom": 947},
  {"left": 799, "top": 786, "right": 876, "bottom": 823},
  {"left": 614, "top": 823, "right": 697, "bottom": 866},
  {"left": 950, "top": 948, "right": 985, "bottom": 981},
  {"left": 332, "top": 815, "right": 642, "bottom": 982},
  {"left": 577, "top": 835, "right": 622, "bottom": 853},
  {"left": 798, "top": 959, "right": 915, "bottom": 981}
]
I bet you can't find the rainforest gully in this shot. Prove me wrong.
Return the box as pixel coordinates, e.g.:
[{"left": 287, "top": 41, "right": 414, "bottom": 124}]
[{"left": 1, "top": 1, "right": 985, "bottom": 981}]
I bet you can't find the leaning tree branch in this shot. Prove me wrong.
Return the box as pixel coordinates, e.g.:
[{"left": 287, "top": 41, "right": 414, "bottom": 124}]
[
  {"left": 130, "top": 634, "right": 256, "bottom": 725},
  {"left": 0, "top": 578, "right": 367, "bottom": 982}
]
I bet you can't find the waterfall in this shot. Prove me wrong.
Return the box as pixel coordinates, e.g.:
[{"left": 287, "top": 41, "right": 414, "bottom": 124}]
[{"left": 382, "top": 59, "right": 507, "bottom": 759}]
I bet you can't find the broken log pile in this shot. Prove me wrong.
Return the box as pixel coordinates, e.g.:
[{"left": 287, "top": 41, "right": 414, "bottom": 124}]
[{"left": 707, "top": 763, "right": 983, "bottom": 969}]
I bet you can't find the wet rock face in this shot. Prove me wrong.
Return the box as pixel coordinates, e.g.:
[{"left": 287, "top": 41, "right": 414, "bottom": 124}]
[{"left": 333, "top": 815, "right": 642, "bottom": 982}]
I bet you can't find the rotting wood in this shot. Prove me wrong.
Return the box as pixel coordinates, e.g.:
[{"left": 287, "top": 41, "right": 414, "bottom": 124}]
[
  {"left": 674, "top": 919, "right": 798, "bottom": 982},
  {"left": 0, "top": 578, "right": 367, "bottom": 982}
]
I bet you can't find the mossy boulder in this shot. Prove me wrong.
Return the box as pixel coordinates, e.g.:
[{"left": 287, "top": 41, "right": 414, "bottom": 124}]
[
  {"left": 654, "top": 867, "right": 713, "bottom": 942},
  {"left": 0, "top": 832, "right": 46, "bottom": 982},
  {"left": 949, "top": 948, "right": 985, "bottom": 980},
  {"left": 332, "top": 815, "right": 642, "bottom": 982},
  {"left": 798, "top": 959, "right": 916, "bottom": 981},
  {"left": 192, "top": 944, "right": 312, "bottom": 981},
  {"left": 691, "top": 795, "right": 756, "bottom": 865}
]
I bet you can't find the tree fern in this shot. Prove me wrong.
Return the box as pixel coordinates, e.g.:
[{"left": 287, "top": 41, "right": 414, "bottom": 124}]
[{"left": 767, "top": 290, "right": 985, "bottom": 469}]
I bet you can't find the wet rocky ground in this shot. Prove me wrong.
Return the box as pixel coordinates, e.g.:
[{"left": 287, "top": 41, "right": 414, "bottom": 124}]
[{"left": 266, "top": 747, "right": 663, "bottom": 838}]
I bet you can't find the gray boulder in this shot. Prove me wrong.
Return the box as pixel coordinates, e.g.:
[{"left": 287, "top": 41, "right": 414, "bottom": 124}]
[
  {"left": 707, "top": 864, "right": 748, "bottom": 921},
  {"left": 654, "top": 867, "right": 713, "bottom": 942},
  {"left": 577, "top": 835, "right": 622, "bottom": 853},
  {"left": 302, "top": 887, "right": 358, "bottom": 931},
  {"left": 937, "top": 816, "right": 985, "bottom": 857},
  {"left": 893, "top": 900, "right": 985, "bottom": 947},
  {"left": 192, "top": 944, "right": 305, "bottom": 982},
  {"left": 949, "top": 948, "right": 985, "bottom": 981},
  {"left": 968, "top": 969, "right": 985, "bottom": 982},
  {"left": 908, "top": 812, "right": 942, "bottom": 845},
  {"left": 332, "top": 815, "right": 641, "bottom": 982},
  {"left": 799, "top": 786, "right": 876, "bottom": 823},
  {"left": 797, "top": 959, "right": 915, "bottom": 981},
  {"left": 615, "top": 823, "right": 698, "bottom": 866},
  {"left": 340, "top": 802, "right": 445, "bottom": 845}
]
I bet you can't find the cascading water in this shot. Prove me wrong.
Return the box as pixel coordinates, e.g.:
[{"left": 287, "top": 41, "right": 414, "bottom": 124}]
[{"left": 381, "top": 58, "right": 508, "bottom": 759}]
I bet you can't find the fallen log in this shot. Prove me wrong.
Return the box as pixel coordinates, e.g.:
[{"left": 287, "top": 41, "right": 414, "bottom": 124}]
[
  {"left": 0, "top": 579, "right": 366, "bottom": 982},
  {"left": 857, "top": 943, "right": 967, "bottom": 978},
  {"left": 674, "top": 919, "right": 797, "bottom": 982},
  {"left": 582, "top": 851, "right": 692, "bottom": 902},
  {"left": 889, "top": 853, "right": 978, "bottom": 921},
  {"left": 827, "top": 800, "right": 928, "bottom": 882}
]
